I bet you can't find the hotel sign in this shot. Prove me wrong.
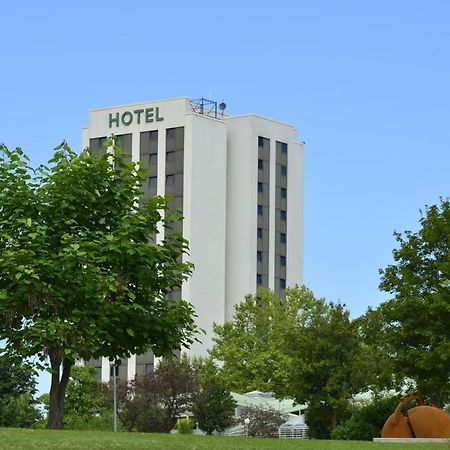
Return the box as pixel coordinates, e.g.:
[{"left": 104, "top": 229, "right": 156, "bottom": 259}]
[{"left": 108, "top": 107, "right": 164, "bottom": 128}]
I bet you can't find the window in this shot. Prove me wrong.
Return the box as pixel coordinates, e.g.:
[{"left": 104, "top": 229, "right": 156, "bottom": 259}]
[
  {"left": 281, "top": 142, "right": 288, "bottom": 154},
  {"left": 166, "top": 151, "right": 175, "bottom": 164},
  {"left": 166, "top": 128, "right": 176, "bottom": 140},
  {"left": 144, "top": 363, "right": 154, "bottom": 374},
  {"left": 258, "top": 182, "right": 263, "bottom": 193},
  {"left": 280, "top": 278, "right": 286, "bottom": 289},
  {"left": 281, "top": 165, "right": 287, "bottom": 176},
  {"left": 257, "top": 228, "right": 263, "bottom": 239},
  {"left": 281, "top": 187, "right": 287, "bottom": 198},
  {"left": 148, "top": 176, "right": 157, "bottom": 187},
  {"left": 280, "top": 232, "right": 287, "bottom": 243},
  {"left": 149, "top": 153, "right": 157, "bottom": 165},
  {"left": 258, "top": 136, "right": 264, "bottom": 147},
  {"left": 280, "top": 255, "right": 286, "bottom": 266},
  {"left": 258, "top": 205, "right": 263, "bottom": 216},
  {"left": 280, "top": 210, "right": 287, "bottom": 221},
  {"left": 257, "top": 251, "right": 263, "bottom": 261},
  {"left": 258, "top": 159, "right": 264, "bottom": 170},
  {"left": 166, "top": 175, "right": 175, "bottom": 185},
  {"left": 256, "top": 274, "right": 262, "bottom": 285}
]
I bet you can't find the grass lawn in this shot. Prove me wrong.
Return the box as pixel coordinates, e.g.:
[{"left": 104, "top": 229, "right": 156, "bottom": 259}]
[{"left": 0, "top": 429, "right": 449, "bottom": 450}]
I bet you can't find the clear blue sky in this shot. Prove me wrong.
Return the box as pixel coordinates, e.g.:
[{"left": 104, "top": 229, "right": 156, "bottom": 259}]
[{"left": 1, "top": 1, "right": 449, "bottom": 393}]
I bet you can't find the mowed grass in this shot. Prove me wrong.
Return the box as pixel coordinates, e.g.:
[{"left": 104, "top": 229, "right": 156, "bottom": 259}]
[{"left": 0, "top": 429, "right": 449, "bottom": 450}]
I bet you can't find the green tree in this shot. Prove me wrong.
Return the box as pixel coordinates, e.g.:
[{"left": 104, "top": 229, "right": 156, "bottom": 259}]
[
  {"left": 288, "top": 300, "right": 362, "bottom": 436},
  {"left": 0, "top": 355, "right": 40, "bottom": 427},
  {"left": 379, "top": 199, "right": 450, "bottom": 404},
  {"left": 210, "top": 287, "right": 314, "bottom": 395},
  {"left": 0, "top": 142, "right": 198, "bottom": 429},
  {"left": 191, "top": 358, "right": 236, "bottom": 434}
]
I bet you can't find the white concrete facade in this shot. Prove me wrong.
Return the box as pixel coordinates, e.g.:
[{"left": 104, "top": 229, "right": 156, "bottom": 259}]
[{"left": 82, "top": 97, "right": 304, "bottom": 381}]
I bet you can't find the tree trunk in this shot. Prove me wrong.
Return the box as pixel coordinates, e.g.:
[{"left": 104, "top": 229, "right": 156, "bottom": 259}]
[
  {"left": 48, "top": 353, "right": 73, "bottom": 429},
  {"left": 331, "top": 409, "right": 338, "bottom": 430}
]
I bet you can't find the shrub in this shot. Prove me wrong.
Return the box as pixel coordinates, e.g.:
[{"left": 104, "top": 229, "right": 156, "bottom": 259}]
[
  {"left": 177, "top": 418, "right": 194, "bottom": 434},
  {"left": 331, "top": 395, "right": 400, "bottom": 441},
  {"left": 240, "top": 406, "right": 286, "bottom": 438}
]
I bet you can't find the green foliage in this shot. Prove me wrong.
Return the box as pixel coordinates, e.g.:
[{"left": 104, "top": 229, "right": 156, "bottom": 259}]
[
  {"left": 303, "top": 402, "right": 337, "bottom": 439},
  {"left": 240, "top": 406, "right": 286, "bottom": 438},
  {"left": 379, "top": 199, "right": 450, "bottom": 403},
  {"left": 63, "top": 366, "right": 110, "bottom": 428},
  {"left": 210, "top": 287, "right": 313, "bottom": 395},
  {"left": 331, "top": 396, "right": 400, "bottom": 441},
  {"left": 0, "top": 142, "right": 198, "bottom": 427},
  {"left": 0, "top": 393, "right": 42, "bottom": 428},
  {"left": 290, "top": 300, "right": 366, "bottom": 438},
  {"left": 211, "top": 287, "right": 370, "bottom": 438},
  {"left": 62, "top": 410, "right": 117, "bottom": 431},
  {"left": 177, "top": 417, "right": 194, "bottom": 434},
  {"left": 191, "top": 358, "right": 236, "bottom": 434},
  {"left": 0, "top": 355, "right": 41, "bottom": 427},
  {"left": 288, "top": 299, "right": 362, "bottom": 437}
]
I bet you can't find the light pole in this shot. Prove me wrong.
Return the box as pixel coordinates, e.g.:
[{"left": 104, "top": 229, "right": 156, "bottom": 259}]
[
  {"left": 244, "top": 417, "right": 250, "bottom": 437},
  {"left": 111, "top": 364, "right": 118, "bottom": 432}
]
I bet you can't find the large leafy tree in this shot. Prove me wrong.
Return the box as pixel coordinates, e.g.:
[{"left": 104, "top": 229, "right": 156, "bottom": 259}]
[
  {"left": 379, "top": 199, "right": 450, "bottom": 404},
  {"left": 288, "top": 300, "right": 363, "bottom": 437},
  {"left": 0, "top": 142, "right": 198, "bottom": 429},
  {"left": 210, "top": 287, "right": 314, "bottom": 395}
]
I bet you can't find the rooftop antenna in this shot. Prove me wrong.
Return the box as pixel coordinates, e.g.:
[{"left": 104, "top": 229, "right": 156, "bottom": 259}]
[{"left": 219, "top": 101, "right": 226, "bottom": 117}]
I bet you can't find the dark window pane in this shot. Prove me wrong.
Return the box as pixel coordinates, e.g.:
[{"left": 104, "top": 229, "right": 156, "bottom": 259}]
[
  {"left": 258, "top": 136, "right": 264, "bottom": 147},
  {"left": 166, "top": 151, "right": 175, "bottom": 163},
  {"left": 257, "top": 228, "right": 263, "bottom": 239},
  {"left": 258, "top": 159, "right": 264, "bottom": 170},
  {"left": 280, "top": 210, "right": 287, "bottom": 221},
  {"left": 281, "top": 187, "right": 287, "bottom": 198},
  {"left": 258, "top": 205, "right": 263, "bottom": 216},
  {"left": 149, "top": 176, "right": 157, "bottom": 187},
  {"left": 149, "top": 153, "right": 157, "bottom": 165},
  {"left": 280, "top": 256, "right": 286, "bottom": 266},
  {"left": 280, "top": 278, "right": 286, "bottom": 289},
  {"left": 257, "top": 251, "right": 263, "bottom": 261},
  {"left": 281, "top": 165, "right": 287, "bottom": 176},
  {"left": 256, "top": 274, "right": 262, "bottom": 285},
  {"left": 280, "top": 233, "right": 287, "bottom": 243},
  {"left": 166, "top": 175, "right": 175, "bottom": 185},
  {"left": 281, "top": 142, "right": 288, "bottom": 154},
  {"left": 258, "top": 182, "right": 263, "bottom": 193}
]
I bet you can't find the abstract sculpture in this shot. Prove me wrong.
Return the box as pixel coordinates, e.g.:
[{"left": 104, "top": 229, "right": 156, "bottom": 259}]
[{"left": 381, "top": 392, "right": 450, "bottom": 438}]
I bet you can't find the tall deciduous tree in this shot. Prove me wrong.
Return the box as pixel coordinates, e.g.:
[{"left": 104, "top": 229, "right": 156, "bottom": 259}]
[
  {"left": 379, "top": 199, "right": 450, "bottom": 404},
  {"left": 210, "top": 287, "right": 314, "bottom": 395},
  {"left": 288, "top": 300, "right": 363, "bottom": 436},
  {"left": 0, "top": 142, "right": 198, "bottom": 429}
]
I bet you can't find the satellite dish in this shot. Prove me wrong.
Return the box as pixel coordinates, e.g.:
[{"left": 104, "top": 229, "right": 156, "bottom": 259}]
[{"left": 219, "top": 102, "right": 226, "bottom": 112}]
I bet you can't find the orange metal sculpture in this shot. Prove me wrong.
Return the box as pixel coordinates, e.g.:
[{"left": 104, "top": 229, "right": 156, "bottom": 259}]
[{"left": 381, "top": 392, "right": 450, "bottom": 438}]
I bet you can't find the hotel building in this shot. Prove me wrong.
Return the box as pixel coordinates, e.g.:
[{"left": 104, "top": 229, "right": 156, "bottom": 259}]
[{"left": 82, "top": 97, "right": 304, "bottom": 381}]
